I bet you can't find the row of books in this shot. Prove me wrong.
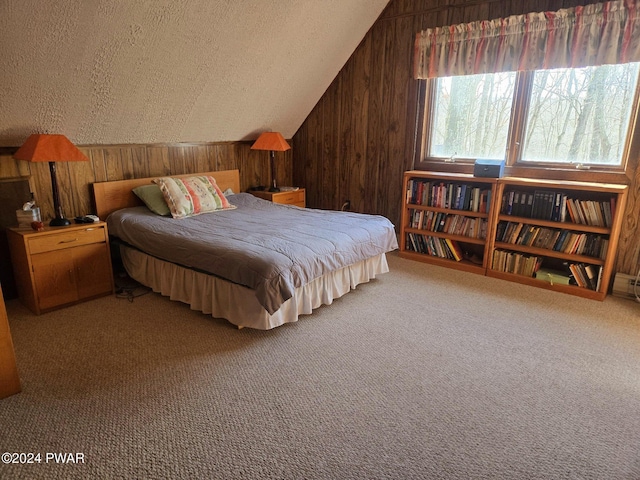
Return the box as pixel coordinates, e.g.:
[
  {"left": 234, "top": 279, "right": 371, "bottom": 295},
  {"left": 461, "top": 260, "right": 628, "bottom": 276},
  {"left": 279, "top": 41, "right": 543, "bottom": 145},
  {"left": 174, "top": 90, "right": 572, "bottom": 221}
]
[
  {"left": 501, "top": 189, "right": 615, "bottom": 227},
  {"left": 492, "top": 249, "right": 603, "bottom": 291},
  {"left": 495, "top": 222, "right": 609, "bottom": 259},
  {"left": 491, "top": 250, "right": 541, "bottom": 277},
  {"left": 406, "top": 179, "right": 491, "bottom": 213},
  {"left": 408, "top": 209, "right": 488, "bottom": 239},
  {"left": 568, "top": 263, "right": 603, "bottom": 290},
  {"left": 405, "top": 233, "right": 464, "bottom": 261}
]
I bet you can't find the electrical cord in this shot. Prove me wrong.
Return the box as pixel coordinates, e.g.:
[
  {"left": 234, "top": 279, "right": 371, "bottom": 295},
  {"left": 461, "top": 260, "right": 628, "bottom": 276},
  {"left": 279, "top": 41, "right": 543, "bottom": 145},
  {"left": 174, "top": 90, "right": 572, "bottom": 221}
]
[
  {"left": 114, "top": 273, "right": 151, "bottom": 303},
  {"left": 116, "top": 286, "right": 151, "bottom": 303}
]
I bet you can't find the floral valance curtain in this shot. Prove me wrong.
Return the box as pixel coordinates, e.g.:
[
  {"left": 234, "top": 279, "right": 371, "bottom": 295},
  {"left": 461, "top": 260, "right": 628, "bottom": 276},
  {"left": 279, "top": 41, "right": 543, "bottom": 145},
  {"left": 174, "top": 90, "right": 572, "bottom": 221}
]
[{"left": 414, "top": 0, "right": 640, "bottom": 79}]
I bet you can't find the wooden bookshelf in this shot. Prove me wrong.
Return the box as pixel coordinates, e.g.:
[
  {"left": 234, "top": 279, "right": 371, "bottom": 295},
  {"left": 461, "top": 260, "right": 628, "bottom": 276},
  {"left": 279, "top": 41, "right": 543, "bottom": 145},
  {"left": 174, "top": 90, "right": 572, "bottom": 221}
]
[
  {"left": 400, "top": 171, "right": 628, "bottom": 301},
  {"left": 488, "top": 177, "right": 628, "bottom": 300},
  {"left": 399, "top": 171, "right": 499, "bottom": 276}
]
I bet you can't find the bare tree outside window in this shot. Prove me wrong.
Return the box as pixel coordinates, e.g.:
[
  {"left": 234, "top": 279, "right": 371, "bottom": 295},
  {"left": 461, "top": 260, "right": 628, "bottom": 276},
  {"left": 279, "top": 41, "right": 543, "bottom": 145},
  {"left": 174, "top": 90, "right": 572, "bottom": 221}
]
[
  {"left": 430, "top": 72, "right": 516, "bottom": 160},
  {"left": 522, "top": 63, "right": 639, "bottom": 165},
  {"left": 425, "top": 63, "right": 639, "bottom": 168}
]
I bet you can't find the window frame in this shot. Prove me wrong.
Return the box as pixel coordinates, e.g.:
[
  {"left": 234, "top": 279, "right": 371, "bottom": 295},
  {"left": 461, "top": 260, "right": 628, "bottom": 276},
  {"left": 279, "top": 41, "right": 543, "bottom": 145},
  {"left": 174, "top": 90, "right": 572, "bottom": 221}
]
[{"left": 415, "top": 66, "right": 640, "bottom": 183}]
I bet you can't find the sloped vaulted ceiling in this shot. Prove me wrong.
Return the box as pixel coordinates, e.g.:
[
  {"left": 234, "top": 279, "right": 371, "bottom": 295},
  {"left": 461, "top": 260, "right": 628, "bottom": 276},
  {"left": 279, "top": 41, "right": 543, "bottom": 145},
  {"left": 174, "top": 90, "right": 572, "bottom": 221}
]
[{"left": 0, "top": 0, "right": 389, "bottom": 146}]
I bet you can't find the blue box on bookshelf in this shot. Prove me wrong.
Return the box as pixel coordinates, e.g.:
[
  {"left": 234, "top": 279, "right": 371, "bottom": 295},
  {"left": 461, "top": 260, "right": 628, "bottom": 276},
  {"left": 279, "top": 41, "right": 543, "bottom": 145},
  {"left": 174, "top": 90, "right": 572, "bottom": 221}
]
[{"left": 474, "top": 159, "right": 505, "bottom": 178}]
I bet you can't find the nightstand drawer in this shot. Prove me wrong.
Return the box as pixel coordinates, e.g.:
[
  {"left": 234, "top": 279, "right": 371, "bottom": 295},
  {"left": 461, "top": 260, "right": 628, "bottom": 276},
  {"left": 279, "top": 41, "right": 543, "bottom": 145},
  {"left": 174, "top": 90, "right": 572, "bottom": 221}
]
[
  {"left": 28, "top": 226, "right": 106, "bottom": 254},
  {"left": 273, "top": 191, "right": 305, "bottom": 205},
  {"left": 250, "top": 188, "right": 306, "bottom": 207}
]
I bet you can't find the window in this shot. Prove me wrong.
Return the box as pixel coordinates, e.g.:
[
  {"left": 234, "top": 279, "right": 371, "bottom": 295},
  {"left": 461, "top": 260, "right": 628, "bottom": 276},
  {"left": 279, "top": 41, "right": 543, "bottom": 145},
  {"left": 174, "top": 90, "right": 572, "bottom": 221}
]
[
  {"left": 430, "top": 72, "right": 516, "bottom": 160},
  {"left": 422, "top": 63, "right": 640, "bottom": 170},
  {"left": 521, "top": 63, "right": 640, "bottom": 166}
]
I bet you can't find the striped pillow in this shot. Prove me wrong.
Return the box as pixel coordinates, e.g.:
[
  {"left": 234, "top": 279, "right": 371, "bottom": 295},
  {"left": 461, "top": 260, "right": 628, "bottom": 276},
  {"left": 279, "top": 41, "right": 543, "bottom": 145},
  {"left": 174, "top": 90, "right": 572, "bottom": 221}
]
[{"left": 153, "top": 175, "right": 235, "bottom": 219}]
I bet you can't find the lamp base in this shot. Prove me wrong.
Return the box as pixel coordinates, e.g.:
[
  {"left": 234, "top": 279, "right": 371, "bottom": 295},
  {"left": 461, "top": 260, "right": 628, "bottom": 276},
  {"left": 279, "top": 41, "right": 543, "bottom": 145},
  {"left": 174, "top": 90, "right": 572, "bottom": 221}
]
[
  {"left": 50, "top": 217, "right": 71, "bottom": 227},
  {"left": 268, "top": 186, "right": 281, "bottom": 192}
]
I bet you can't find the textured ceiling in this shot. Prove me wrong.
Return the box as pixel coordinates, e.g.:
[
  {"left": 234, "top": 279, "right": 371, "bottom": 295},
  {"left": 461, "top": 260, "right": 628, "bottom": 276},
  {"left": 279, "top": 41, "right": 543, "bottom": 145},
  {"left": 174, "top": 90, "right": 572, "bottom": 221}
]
[{"left": 0, "top": 0, "right": 389, "bottom": 146}]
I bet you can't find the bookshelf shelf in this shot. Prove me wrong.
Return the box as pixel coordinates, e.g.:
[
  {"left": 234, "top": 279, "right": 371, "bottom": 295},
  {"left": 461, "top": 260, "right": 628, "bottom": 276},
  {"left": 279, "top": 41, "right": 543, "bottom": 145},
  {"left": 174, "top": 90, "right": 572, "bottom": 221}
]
[
  {"left": 408, "top": 203, "right": 490, "bottom": 219},
  {"left": 486, "top": 270, "right": 605, "bottom": 301},
  {"left": 406, "top": 228, "right": 486, "bottom": 246},
  {"left": 496, "top": 215, "right": 610, "bottom": 234},
  {"left": 400, "top": 250, "right": 486, "bottom": 275},
  {"left": 400, "top": 170, "right": 628, "bottom": 301},
  {"left": 493, "top": 242, "right": 606, "bottom": 265}
]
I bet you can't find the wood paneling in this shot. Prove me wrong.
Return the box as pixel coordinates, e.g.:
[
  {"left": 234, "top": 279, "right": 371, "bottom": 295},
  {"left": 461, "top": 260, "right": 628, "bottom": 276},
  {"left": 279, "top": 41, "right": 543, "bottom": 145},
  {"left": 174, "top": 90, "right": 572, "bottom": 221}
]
[
  {"left": 0, "top": 141, "right": 292, "bottom": 222},
  {"left": 292, "top": 0, "right": 640, "bottom": 276}
]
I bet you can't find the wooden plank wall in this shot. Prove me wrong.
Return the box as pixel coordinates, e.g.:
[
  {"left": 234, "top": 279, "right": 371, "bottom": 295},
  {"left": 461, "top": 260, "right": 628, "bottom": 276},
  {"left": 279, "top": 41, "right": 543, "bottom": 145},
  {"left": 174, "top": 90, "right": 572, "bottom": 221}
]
[
  {"left": 0, "top": 142, "right": 292, "bottom": 222},
  {"left": 292, "top": 0, "right": 640, "bottom": 275}
]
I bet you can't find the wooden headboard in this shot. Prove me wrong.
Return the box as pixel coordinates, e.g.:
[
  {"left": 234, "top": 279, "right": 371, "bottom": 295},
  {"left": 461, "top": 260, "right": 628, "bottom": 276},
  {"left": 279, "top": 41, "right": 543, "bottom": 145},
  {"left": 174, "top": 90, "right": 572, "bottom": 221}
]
[{"left": 92, "top": 169, "right": 241, "bottom": 219}]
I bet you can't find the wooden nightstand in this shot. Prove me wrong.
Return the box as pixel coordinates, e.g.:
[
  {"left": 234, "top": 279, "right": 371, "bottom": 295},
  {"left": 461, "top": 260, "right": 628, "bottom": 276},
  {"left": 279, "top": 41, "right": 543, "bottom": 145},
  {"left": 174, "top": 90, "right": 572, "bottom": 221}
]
[
  {"left": 7, "top": 222, "right": 115, "bottom": 314},
  {"left": 250, "top": 188, "right": 306, "bottom": 207}
]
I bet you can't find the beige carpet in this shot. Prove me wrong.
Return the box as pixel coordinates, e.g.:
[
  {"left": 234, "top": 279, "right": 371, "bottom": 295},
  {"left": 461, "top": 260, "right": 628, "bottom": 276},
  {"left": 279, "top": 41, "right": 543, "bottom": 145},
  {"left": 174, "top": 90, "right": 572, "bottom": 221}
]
[{"left": 1, "top": 252, "right": 639, "bottom": 479}]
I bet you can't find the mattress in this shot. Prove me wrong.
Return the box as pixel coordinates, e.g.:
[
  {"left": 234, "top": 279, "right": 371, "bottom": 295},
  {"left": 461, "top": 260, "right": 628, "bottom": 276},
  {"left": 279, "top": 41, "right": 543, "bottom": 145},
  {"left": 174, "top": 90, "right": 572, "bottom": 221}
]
[{"left": 107, "top": 193, "right": 398, "bottom": 314}]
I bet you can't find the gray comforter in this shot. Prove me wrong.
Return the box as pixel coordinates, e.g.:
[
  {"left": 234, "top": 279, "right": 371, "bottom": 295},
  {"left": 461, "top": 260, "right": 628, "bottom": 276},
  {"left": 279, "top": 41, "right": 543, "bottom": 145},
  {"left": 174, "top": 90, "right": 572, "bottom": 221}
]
[{"left": 107, "top": 193, "right": 398, "bottom": 314}]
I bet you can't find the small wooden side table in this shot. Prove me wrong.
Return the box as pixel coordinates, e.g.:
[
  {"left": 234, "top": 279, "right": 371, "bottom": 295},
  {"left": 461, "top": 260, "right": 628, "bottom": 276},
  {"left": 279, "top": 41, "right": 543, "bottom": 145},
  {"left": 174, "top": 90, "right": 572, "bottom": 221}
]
[
  {"left": 7, "top": 222, "right": 114, "bottom": 314},
  {"left": 250, "top": 188, "right": 306, "bottom": 208}
]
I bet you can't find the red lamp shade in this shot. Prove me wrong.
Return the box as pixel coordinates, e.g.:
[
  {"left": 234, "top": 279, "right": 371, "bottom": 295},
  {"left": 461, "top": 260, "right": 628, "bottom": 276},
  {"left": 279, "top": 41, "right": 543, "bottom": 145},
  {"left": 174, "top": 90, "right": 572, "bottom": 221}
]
[
  {"left": 250, "top": 132, "right": 290, "bottom": 192},
  {"left": 250, "top": 132, "right": 291, "bottom": 152},
  {"left": 13, "top": 134, "right": 88, "bottom": 227},
  {"left": 13, "top": 134, "right": 88, "bottom": 163}
]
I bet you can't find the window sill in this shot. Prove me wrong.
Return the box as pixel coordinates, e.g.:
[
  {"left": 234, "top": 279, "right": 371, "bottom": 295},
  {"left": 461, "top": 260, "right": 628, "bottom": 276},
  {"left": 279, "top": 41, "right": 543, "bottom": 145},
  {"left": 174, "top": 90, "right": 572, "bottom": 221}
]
[{"left": 415, "top": 161, "right": 629, "bottom": 185}]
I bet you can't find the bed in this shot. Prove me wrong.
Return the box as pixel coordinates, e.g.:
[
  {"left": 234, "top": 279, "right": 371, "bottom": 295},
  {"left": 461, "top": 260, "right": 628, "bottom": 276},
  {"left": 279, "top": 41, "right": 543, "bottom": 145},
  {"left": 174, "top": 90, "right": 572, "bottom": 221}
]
[{"left": 93, "top": 170, "right": 398, "bottom": 329}]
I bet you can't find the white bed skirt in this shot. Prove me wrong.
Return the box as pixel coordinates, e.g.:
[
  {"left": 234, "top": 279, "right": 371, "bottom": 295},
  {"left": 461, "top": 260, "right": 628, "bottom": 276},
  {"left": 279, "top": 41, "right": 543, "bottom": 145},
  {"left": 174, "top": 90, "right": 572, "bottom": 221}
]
[{"left": 120, "top": 246, "right": 389, "bottom": 330}]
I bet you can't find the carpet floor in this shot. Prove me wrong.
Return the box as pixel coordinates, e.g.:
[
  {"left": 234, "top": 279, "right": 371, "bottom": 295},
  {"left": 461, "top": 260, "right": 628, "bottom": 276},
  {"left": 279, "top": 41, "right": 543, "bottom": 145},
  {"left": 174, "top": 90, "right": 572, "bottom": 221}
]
[{"left": 1, "top": 252, "right": 639, "bottom": 479}]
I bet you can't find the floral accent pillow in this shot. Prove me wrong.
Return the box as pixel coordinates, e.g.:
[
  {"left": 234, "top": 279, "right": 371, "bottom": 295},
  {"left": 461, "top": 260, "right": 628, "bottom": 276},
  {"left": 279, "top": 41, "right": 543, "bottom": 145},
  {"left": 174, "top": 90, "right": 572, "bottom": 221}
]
[{"left": 153, "top": 175, "right": 235, "bottom": 219}]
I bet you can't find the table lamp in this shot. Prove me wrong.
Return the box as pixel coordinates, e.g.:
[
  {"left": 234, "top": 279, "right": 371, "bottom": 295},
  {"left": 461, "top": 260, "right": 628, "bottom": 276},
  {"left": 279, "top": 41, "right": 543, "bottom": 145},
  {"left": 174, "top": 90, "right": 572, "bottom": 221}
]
[
  {"left": 250, "top": 132, "right": 291, "bottom": 192},
  {"left": 13, "top": 134, "right": 88, "bottom": 226}
]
